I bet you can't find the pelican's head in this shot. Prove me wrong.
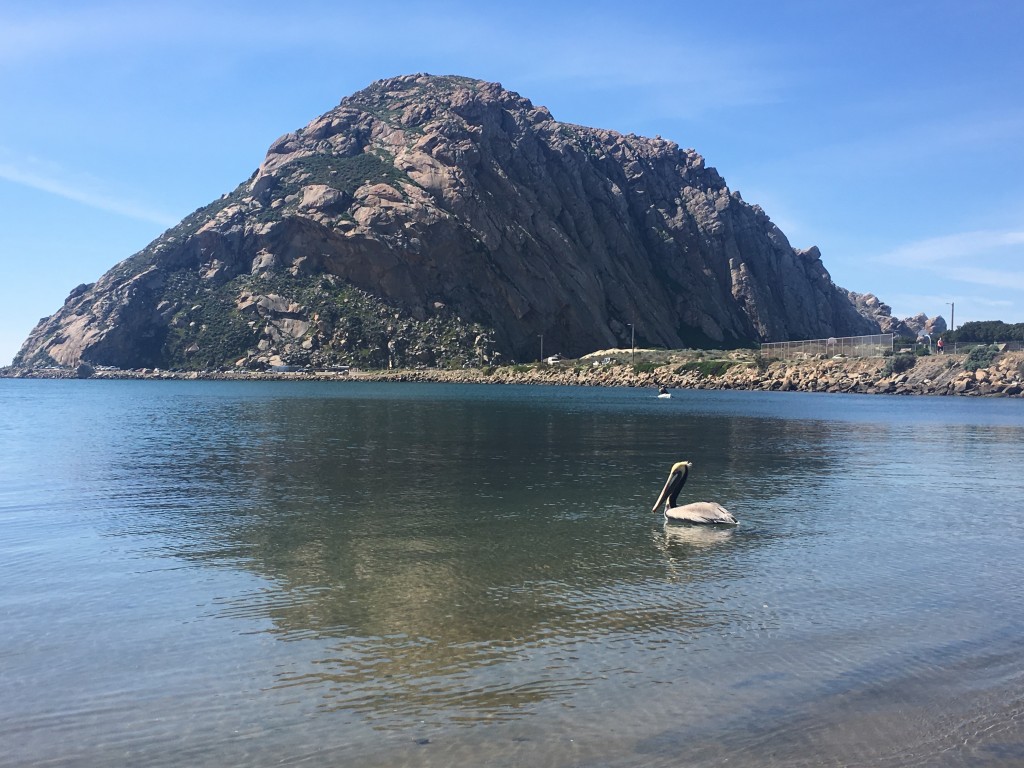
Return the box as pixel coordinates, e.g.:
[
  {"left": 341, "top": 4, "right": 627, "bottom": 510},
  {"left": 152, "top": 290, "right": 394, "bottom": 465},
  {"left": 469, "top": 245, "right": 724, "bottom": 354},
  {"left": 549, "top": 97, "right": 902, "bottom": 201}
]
[{"left": 652, "top": 460, "right": 692, "bottom": 513}]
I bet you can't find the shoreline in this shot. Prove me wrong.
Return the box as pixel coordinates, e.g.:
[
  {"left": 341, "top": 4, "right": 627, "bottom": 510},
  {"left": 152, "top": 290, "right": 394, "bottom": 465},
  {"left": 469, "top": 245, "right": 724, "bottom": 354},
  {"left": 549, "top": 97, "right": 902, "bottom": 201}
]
[{"left": 4, "top": 350, "right": 1023, "bottom": 397}]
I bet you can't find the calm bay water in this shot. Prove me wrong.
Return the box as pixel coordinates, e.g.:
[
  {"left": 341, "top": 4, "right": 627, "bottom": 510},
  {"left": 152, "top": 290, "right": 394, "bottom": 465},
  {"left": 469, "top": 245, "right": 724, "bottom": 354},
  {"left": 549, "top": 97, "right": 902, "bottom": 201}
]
[{"left": 2, "top": 379, "right": 1023, "bottom": 767}]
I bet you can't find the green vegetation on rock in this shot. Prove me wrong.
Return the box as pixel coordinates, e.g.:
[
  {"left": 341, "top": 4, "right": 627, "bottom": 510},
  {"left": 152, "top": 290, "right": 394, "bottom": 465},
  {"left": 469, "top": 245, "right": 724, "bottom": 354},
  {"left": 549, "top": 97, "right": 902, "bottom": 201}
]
[
  {"left": 963, "top": 344, "right": 1000, "bottom": 372},
  {"left": 154, "top": 270, "right": 496, "bottom": 371},
  {"left": 883, "top": 354, "right": 916, "bottom": 376},
  {"left": 281, "top": 151, "right": 409, "bottom": 199},
  {"left": 675, "top": 359, "right": 736, "bottom": 377}
]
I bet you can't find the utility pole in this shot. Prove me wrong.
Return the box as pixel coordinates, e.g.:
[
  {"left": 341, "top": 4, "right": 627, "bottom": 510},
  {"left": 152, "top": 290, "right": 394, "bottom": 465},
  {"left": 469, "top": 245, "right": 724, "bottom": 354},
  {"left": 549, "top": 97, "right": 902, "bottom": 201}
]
[
  {"left": 538, "top": 334, "right": 543, "bottom": 363},
  {"left": 628, "top": 323, "right": 635, "bottom": 365},
  {"left": 946, "top": 302, "right": 955, "bottom": 353}
]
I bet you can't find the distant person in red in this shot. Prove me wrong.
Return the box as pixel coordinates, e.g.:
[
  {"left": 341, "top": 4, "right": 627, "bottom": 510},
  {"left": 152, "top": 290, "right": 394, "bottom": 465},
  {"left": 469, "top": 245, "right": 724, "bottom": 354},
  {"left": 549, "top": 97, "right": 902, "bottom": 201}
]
[{"left": 937, "top": 337, "right": 945, "bottom": 354}]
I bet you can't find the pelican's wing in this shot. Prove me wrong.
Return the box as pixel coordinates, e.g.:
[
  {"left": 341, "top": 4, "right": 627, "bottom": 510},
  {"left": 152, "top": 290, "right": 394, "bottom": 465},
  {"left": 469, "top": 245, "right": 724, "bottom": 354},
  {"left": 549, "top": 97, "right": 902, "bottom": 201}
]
[{"left": 665, "top": 501, "right": 737, "bottom": 525}]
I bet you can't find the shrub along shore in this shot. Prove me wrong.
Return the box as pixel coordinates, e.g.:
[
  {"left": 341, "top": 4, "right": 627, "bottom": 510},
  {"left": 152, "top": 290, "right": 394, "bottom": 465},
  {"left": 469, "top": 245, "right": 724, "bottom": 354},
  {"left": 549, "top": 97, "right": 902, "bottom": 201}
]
[{"left": 5, "top": 348, "right": 1023, "bottom": 397}]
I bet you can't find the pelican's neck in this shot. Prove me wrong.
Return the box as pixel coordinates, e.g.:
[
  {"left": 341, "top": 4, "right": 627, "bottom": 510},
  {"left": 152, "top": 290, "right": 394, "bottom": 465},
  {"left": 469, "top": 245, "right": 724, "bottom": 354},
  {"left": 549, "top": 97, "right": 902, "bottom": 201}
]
[{"left": 666, "top": 468, "right": 687, "bottom": 508}]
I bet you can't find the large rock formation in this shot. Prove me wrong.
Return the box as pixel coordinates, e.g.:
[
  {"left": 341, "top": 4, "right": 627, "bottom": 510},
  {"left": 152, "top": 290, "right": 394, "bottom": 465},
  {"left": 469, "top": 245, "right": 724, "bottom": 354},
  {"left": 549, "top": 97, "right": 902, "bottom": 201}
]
[{"left": 16, "top": 74, "right": 880, "bottom": 371}]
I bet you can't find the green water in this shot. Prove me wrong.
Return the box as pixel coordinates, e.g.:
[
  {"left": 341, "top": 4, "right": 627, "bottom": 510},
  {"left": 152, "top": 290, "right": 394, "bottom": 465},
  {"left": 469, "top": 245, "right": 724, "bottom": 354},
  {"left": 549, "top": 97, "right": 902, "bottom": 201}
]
[{"left": 2, "top": 380, "right": 1023, "bottom": 766}]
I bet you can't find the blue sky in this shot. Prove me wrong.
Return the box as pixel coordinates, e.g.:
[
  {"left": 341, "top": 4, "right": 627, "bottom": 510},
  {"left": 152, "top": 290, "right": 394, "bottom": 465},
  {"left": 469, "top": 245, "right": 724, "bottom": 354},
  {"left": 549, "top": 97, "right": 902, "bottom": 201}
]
[{"left": 2, "top": 0, "right": 1022, "bottom": 364}]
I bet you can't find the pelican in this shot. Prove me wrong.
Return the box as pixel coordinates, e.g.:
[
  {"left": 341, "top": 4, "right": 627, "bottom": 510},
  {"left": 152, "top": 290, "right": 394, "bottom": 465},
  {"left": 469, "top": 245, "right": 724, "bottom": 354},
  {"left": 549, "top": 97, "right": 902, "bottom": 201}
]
[{"left": 653, "top": 461, "right": 737, "bottom": 525}]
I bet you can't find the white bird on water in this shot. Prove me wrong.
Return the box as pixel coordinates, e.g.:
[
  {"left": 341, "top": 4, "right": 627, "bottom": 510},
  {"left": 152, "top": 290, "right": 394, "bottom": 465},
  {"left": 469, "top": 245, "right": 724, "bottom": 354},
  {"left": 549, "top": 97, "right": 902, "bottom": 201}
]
[{"left": 652, "top": 460, "right": 737, "bottom": 525}]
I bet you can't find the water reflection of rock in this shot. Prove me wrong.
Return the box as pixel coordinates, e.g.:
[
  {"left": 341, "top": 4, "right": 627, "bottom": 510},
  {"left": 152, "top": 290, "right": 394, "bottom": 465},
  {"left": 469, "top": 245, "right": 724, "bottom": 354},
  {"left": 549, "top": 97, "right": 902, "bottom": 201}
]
[
  {"left": 221, "top": 506, "right": 718, "bottom": 723},
  {"left": 127, "top": 389, "right": 850, "bottom": 723}
]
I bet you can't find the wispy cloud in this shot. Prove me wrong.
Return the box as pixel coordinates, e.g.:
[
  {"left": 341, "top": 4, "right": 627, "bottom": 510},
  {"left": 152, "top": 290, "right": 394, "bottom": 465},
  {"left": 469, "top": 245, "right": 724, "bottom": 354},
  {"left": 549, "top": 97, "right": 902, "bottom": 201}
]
[
  {"left": 943, "top": 265, "right": 1024, "bottom": 292},
  {"left": 0, "top": 4, "right": 494, "bottom": 62},
  {"left": 0, "top": 156, "right": 176, "bottom": 226},
  {"left": 872, "top": 229, "right": 1024, "bottom": 315},
  {"left": 877, "top": 230, "right": 1024, "bottom": 268}
]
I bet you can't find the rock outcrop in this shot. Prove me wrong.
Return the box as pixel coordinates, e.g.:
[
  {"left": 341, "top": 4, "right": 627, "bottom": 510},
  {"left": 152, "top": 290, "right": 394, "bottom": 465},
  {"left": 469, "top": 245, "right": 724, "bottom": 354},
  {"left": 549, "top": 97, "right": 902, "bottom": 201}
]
[
  {"left": 16, "top": 74, "right": 880, "bottom": 371},
  {"left": 845, "top": 290, "right": 947, "bottom": 339}
]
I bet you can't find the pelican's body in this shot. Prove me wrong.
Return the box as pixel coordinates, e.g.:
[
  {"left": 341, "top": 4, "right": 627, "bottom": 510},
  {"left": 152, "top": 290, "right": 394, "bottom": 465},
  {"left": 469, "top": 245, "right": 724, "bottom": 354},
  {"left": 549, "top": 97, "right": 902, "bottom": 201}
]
[{"left": 653, "top": 461, "right": 737, "bottom": 525}]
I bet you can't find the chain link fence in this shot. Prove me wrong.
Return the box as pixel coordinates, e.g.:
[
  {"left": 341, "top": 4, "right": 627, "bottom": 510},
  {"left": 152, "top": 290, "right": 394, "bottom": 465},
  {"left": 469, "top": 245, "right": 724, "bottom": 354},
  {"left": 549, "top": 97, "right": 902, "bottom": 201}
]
[{"left": 760, "top": 333, "right": 894, "bottom": 361}]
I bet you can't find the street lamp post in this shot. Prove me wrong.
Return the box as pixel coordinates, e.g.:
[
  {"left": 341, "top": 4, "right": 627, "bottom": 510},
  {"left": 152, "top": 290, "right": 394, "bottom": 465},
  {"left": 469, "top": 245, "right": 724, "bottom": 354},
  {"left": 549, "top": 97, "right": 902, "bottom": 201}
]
[
  {"left": 946, "top": 302, "right": 955, "bottom": 353},
  {"left": 538, "top": 334, "right": 543, "bottom": 363},
  {"left": 628, "top": 323, "right": 635, "bottom": 365}
]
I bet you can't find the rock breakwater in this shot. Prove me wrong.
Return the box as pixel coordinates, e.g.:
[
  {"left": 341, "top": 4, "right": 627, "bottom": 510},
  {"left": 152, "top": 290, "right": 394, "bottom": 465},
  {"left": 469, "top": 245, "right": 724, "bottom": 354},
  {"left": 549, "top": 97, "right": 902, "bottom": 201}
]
[
  {"left": 373, "top": 351, "right": 1024, "bottom": 397},
  {"left": 6, "top": 350, "right": 1021, "bottom": 397}
]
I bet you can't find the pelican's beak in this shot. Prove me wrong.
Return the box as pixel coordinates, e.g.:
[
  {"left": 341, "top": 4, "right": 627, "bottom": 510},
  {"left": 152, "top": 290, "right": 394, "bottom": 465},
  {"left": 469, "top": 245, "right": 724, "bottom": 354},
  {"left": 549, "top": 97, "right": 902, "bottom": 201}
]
[{"left": 652, "top": 473, "right": 674, "bottom": 513}]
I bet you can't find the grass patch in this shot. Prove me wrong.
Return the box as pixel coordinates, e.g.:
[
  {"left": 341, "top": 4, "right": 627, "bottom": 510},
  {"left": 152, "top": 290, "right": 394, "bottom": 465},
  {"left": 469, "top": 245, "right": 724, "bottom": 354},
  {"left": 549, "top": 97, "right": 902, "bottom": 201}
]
[
  {"left": 676, "top": 359, "right": 735, "bottom": 377},
  {"left": 883, "top": 354, "right": 916, "bottom": 376}
]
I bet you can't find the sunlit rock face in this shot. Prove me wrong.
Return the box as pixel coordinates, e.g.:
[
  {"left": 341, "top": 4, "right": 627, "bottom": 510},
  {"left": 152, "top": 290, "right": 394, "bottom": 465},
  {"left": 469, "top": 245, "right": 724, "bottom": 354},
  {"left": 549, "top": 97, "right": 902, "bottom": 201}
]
[
  {"left": 16, "top": 74, "right": 879, "bottom": 371},
  {"left": 843, "top": 291, "right": 948, "bottom": 338}
]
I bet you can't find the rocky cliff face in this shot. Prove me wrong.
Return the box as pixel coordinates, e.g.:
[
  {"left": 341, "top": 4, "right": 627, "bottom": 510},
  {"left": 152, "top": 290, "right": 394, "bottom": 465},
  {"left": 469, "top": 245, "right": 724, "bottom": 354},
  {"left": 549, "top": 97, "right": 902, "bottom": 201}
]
[{"left": 16, "top": 74, "right": 880, "bottom": 370}]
